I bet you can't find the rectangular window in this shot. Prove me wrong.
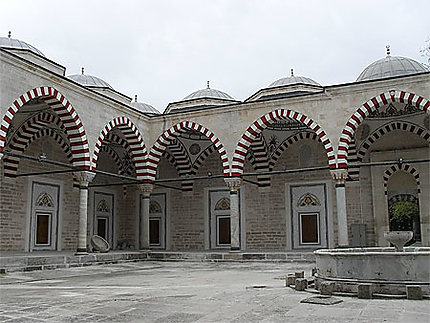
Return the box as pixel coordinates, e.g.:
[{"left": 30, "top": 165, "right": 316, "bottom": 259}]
[
  {"left": 217, "top": 216, "right": 231, "bottom": 245},
  {"left": 97, "top": 218, "right": 108, "bottom": 240},
  {"left": 150, "top": 218, "right": 160, "bottom": 245},
  {"left": 36, "top": 213, "right": 50, "bottom": 245},
  {"left": 300, "top": 213, "right": 319, "bottom": 244}
]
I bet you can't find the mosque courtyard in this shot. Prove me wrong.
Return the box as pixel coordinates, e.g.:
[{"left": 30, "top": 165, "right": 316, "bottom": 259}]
[{"left": 0, "top": 261, "right": 429, "bottom": 322}]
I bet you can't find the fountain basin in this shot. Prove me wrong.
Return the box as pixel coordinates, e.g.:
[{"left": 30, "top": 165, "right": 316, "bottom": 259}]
[{"left": 314, "top": 247, "right": 430, "bottom": 295}]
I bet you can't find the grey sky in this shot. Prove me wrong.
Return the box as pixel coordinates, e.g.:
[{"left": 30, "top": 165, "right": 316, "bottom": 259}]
[{"left": 1, "top": 0, "right": 429, "bottom": 112}]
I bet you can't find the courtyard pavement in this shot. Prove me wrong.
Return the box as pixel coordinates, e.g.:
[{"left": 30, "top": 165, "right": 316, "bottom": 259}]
[{"left": 0, "top": 261, "right": 429, "bottom": 322}]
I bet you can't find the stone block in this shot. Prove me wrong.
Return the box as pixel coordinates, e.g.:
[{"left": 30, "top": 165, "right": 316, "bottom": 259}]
[
  {"left": 295, "top": 271, "right": 304, "bottom": 278},
  {"left": 357, "top": 283, "right": 373, "bottom": 299},
  {"left": 319, "top": 281, "right": 334, "bottom": 295},
  {"left": 286, "top": 274, "right": 295, "bottom": 287},
  {"left": 295, "top": 278, "right": 308, "bottom": 291},
  {"left": 406, "top": 285, "right": 422, "bottom": 300}
]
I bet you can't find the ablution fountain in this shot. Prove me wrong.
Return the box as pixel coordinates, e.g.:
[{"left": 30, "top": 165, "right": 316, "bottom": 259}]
[{"left": 314, "top": 231, "right": 430, "bottom": 297}]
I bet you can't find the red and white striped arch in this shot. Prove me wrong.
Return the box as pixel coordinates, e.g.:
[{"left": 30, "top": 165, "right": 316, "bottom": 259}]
[
  {"left": 145, "top": 121, "right": 229, "bottom": 182},
  {"left": 92, "top": 116, "right": 147, "bottom": 180},
  {"left": 338, "top": 90, "right": 430, "bottom": 168},
  {"left": 231, "top": 109, "right": 335, "bottom": 176},
  {"left": 268, "top": 131, "right": 320, "bottom": 171},
  {"left": 0, "top": 86, "right": 90, "bottom": 169},
  {"left": 383, "top": 164, "right": 420, "bottom": 196},
  {"left": 190, "top": 144, "right": 216, "bottom": 176},
  {"left": 357, "top": 121, "right": 430, "bottom": 162},
  {"left": 3, "top": 112, "right": 64, "bottom": 176}
]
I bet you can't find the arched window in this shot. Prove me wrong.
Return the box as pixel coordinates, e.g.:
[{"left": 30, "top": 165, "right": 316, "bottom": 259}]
[
  {"left": 297, "top": 193, "right": 320, "bottom": 207},
  {"left": 36, "top": 192, "right": 54, "bottom": 208},
  {"left": 215, "top": 197, "right": 230, "bottom": 210}
]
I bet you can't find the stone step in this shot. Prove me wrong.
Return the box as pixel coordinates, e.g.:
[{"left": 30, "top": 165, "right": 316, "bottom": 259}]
[{"left": 0, "top": 250, "right": 316, "bottom": 273}]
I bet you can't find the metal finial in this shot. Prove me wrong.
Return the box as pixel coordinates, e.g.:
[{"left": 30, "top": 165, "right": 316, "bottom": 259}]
[
  {"left": 291, "top": 68, "right": 294, "bottom": 77},
  {"left": 81, "top": 67, "right": 84, "bottom": 75},
  {"left": 135, "top": 95, "right": 138, "bottom": 102},
  {"left": 207, "top": 80, "right": 210, "bottom": 89},
  {"left": 8, "top": 31, "right": 11, "bottom": 38},
  {"left": 386, "top": 44, "right": 391, "bottom": 56}
]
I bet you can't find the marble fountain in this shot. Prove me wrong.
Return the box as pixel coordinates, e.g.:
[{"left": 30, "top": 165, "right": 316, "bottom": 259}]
[{"left": 314, "top": 231, "right": 430, "bottom": 297}]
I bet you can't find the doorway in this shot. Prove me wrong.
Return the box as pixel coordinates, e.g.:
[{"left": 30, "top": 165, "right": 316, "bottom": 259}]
[
  {"left": 94, "top": 192, "right": 114, "bottom": 247},
  {"left": 30, "top": 182, "right": 60, "bottom": 251}
]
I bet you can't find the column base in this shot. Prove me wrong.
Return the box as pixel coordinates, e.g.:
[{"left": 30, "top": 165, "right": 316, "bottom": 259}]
[
  {"left": 75, "top": 248, "right": 88, "bottom": 255},
  {"left": 229, "top": 247, "right": 241, "bottom": 253}
]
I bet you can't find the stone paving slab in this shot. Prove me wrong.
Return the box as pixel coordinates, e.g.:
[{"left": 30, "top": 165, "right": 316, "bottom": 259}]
[{"left": 0, "top": 261, "right": 429, "bottom": 322}]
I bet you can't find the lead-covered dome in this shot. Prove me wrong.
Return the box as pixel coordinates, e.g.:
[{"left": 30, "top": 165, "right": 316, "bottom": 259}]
[
  {"left": 130, "top": 95, "right": 160, "bottom": 114},
  {"left": 183, "top": 81, "right": 235, "bottom": 100},
  {"left": 269, "top": 69, "right": 321, "bottom": 87},
  {"left": 165, "top": 81, "right": 238, "bottom": 114},
  {"left": 68, "top": 68, "right": 113, "bottom": 89},
  {"left": 357, "top": 46, "right": 428, "bottom": 82},
  {"left": 0, "top": 32, "right": 45, "bottom": 57}
]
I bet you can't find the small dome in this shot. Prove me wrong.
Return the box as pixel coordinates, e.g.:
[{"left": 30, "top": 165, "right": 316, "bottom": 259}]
[
  {"left": 68, "top": 68, "right": 113, "bottom": 89},
  {"left": 357, "top": 46, "right": 428, "bottom": 81},
  {"left": 0, "top": 32, "right": 45, "bottom": 57},
  {"left": 269, "top": 69, "right": 321, "bottom": 87},
  {"left": 183, "top": 81, "right": 235, "bottom": 100},
  {"left": 130, "top": 95, "right": 160, "bottom": 114}
]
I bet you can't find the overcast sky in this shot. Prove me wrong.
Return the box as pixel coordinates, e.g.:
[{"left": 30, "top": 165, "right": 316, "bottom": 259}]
[{"left": 1, "top": 0, "right": 429, "bottom": 111}]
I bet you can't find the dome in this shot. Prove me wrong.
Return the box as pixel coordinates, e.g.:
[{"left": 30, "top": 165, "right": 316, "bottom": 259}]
[
  {"left": 0, "top": 32, "right": 45, "bottom": 57},
  {"left": 130, "top": 95, "right": 160, "bottom": 114},
  {"left": 183, "top": 81, "right": 235, "bottom": 101},
  {"left": 68, "top": 68, "right": 113, "bottom": 89},
  {"left": 356, "top": 46, "right": 428, "bottom": 82},
  {"left": 269, "top": 69, "right": 321, "bottom": 87}
]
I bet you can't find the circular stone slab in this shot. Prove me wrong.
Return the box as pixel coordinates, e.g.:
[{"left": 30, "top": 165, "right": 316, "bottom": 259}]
[{"left": 91, "top": 235, "right": 110, "bottom": 252}]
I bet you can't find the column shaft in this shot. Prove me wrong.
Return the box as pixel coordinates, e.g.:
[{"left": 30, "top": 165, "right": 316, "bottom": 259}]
[
  {"left": 336, "top": 184, "right": 348, "bottom": 246},
  {"left": 230, "top": 191, "right": 240, "bottom": 250}
]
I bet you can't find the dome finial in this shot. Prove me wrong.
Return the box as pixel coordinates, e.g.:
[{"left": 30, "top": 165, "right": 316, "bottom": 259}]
[
  {"left": 8, "top": 31, "right": 11, "bottom": 38},
  {"left": 386, "top": 44, "right": 391, "bottom": 57},
  {"left": 135, "top": 94, "right": 138, "bottom": 102},
  {"left": 207, "top": 80, "right": 210, "bottom": 89},
  {"left": 291, "top": 68, "right": 294, "bottom": 77},
  {"left": 81, "top": 67, "right": 84, "bottom": 75}
]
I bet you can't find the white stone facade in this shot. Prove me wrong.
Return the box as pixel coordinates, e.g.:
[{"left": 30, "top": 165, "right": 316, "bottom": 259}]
[{"left": 0, "top": 42, "right": 429, "bottom": 253}]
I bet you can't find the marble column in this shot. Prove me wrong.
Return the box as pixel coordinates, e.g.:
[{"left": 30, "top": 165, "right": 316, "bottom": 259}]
[
  {"left": 74, "top": 171, "right": 96, "bottom": 255},
  {"left": 224, "top": 178, "right": 242, "bottom": 251},
  {"left": 138, "top": 183, "right": 154, "bottom": 250},
  {"left": 330, "top": 169, "right": 349, "bottom": 247}
]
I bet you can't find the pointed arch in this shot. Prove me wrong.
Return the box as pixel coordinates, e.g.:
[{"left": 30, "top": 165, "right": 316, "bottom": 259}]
[
  {"left": 92, "top": 116, "right": 147, "bottom": 180},
  {"left": 357, "top": 121, "right": 430, "bottom": 162},
  {"left": 268, "top": 131, "right": 320, "bottom": 171},
  {"left": 3, "top": 112, "right": 67, "bottom": 176},
  {"left": 338, "top": 90, "right": 430, "bottom": 168},
  {"left": 0, "top": 86, "right": 90, "bottom": 169},
  {"left": 231, "top": 109, "right": 335, "bottom": 176},
  {"left": 190, "top": 144, "right": 216, "bottom": 176},
  {"left": 145, "top": 121, "right": 229, "bottom": 182},
  {"left": 383, "top": 164, "right": 420, "bottom": 195}
]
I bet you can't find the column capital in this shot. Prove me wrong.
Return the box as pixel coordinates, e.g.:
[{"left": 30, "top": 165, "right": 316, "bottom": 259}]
[
  {"left": 224, "top": 177, "right": 242, "bottom": 192},
  {"left": 73, "top": 171, "right": 96, "bottom": 188},
  {"left": 138, "top": 183, "right": 154, "bottom": 197},
  {"left": 330, "top": 169, "right": 348, "bottom": 185}
]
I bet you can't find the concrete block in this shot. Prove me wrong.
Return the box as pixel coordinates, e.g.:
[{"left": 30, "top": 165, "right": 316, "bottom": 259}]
[
  {"left": 295, "top": 271, "right": 304, "bottom": 278},
  {"left": 320, "top": 281, "right": 334, "bottom": 295},
  {"left": 357, "top": 283, "right": 373, "bottom": 299},
  {"left": 406, "top": 285, "right": 422, "bottom": 300},
  {"left": 295, "top": 278, "right": 307, "bottom": 291}
]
